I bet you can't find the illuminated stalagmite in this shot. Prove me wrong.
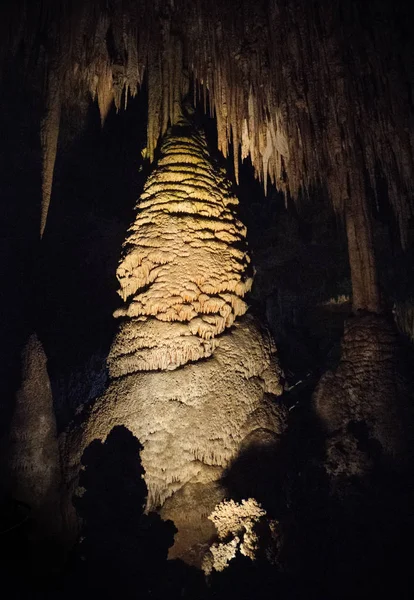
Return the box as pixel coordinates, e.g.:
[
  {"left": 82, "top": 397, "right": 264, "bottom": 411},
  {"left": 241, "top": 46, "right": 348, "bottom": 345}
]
[
  {"left": 3, "top": 9, "right": 414, "bottom": 455},
  {"left": 62, "top": 116, "right": 286, "bottom": 562}
]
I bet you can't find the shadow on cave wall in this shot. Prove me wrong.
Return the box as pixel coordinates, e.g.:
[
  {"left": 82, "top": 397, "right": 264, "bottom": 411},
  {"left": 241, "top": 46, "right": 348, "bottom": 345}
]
[
  {"left": 61, "top": 425, "right": 204, "bottom": 600},
  {"left": 1, "top": 415, "right": 413, "bottom": 599},
  {"left": 0, "top": 425, "right": 204, "bottom": 599}
]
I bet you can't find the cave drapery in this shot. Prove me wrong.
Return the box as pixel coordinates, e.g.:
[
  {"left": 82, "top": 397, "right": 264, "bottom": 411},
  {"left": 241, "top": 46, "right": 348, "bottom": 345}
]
[{"left": 1, "top": 0, "right": 413, "bottom": 312}]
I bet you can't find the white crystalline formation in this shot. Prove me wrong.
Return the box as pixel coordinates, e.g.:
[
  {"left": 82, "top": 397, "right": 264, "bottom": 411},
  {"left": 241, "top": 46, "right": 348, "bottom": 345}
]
[
  {"left": 109, "top": 117, "right": 253, "bottom": 376},
  {"left": 203, "top": 498, "right": 267, "bottom": 574}
]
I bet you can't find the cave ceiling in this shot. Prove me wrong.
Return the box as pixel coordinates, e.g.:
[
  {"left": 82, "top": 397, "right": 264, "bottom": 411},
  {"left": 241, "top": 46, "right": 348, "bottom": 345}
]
[{"left": 0, "top": 0, "right": 412, "bottom": 239}]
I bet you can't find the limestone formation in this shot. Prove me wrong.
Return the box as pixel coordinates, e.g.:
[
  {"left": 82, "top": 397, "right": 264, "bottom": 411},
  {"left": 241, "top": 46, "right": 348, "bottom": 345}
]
[
  {"left": 65, "top": 313, "right": 285, "bottom": 496},
  {"left": 40, "top": 61, "right": 61, "bottom": 238},
  {"left": 62, "top": 119, "right": 286, "bottom": 562},
  {"left": 202, "top": 498, "right": 267, "bottom": 574},
  {"left": 313, "top": 314, "right": 414, "bottom": 482},
  {"left": 2, "top": 1, "right": 412, "bottom": 241},
  {"left": 110, "top": 114, "right": 253, "bottom": 374},
  {"left": 2, "top": 1, "right": 411, "bottom": 329},
  {"left": 1, "top": 334, "right": 62, "bottom": 538}
]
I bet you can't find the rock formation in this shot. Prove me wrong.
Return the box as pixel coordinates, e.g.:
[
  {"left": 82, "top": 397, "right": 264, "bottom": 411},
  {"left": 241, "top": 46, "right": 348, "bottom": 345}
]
[
  {"left": 62, "top": 116, "right": 286, "bottom": 564},
  {"left": 110, "top": 114, "right": 254, "bottom": 374},
  {"left": 1, "top": 333, "right": 62, "bottom": 539},
  {"left": 2, "top": 1, "right": 412, "bottom": 242},
  {"left": 313, "top": 314, "right": 414, "bottom": 483},
  {"left": 202, "top": 498, "right": 268, "bottom": 575}
]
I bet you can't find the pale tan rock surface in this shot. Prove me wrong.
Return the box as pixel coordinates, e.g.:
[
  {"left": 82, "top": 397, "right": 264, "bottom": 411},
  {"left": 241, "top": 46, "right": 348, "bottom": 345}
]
[
  {"left": 62, "top": 120, "right": 286, "bottom": 561},
  {"left": 110, "top": 116, "right": 253, "bottom": 374},
  {"left": 64, "top": 314, "right": 285, "bottom": 504}
]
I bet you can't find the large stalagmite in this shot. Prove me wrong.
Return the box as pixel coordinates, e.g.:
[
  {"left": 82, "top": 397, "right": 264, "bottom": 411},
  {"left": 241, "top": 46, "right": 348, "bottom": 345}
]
[
  {"left": 62, "top": 117, "right": 286, "bottom": 563},
  {"left": 110, "top": 115, "right": 254, "bottom": 374}
]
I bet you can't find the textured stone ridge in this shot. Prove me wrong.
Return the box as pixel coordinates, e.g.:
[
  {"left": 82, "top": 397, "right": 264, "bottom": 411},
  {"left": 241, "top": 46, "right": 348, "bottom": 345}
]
[
  {"left": 5, "top": 2, "right": 412, "bottom": 245},
  {"left": 109, "top": 118, "right": 252, "bottom": 375},
  {"left": 64, "top": 314, "right": 286, "bottom": 510}
]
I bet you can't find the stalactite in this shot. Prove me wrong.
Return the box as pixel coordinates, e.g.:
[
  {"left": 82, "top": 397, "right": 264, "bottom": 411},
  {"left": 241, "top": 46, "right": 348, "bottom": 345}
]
[
  {"left": 96, "top": 62, "right": 114, "bottom": 125},
  {"left": 40, "top": 62, "right": 61, "bottom": 238},
  {"left": 345, "top": 176, "right": 380, "bottom": 313},
  {"left": 2, "top": 1, "right": 412, "bottom": 244}
]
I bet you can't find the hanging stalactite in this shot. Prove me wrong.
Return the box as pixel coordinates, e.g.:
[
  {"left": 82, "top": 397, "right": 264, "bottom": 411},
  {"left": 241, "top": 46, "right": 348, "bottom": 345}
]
[
  {"left": 40, "top": 59, "right": 61, "bottom": 238},
  {"left": 1, "top": 0, "right": 411, "bottom": 247}
]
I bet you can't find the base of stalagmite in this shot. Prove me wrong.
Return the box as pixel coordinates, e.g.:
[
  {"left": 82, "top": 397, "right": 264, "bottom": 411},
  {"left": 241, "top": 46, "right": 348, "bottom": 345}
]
[
  {"left": 61, "top": 314, "right": 287, "bottom": 563},
  {"left": 313, "top": 313, "right": 414, "bottom": 482}
]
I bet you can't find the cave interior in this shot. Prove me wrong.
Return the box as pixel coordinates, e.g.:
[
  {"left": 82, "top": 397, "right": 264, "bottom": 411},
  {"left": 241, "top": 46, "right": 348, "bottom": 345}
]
[{"left": 0, "top": 1, "right": 413, "bottom": 598}]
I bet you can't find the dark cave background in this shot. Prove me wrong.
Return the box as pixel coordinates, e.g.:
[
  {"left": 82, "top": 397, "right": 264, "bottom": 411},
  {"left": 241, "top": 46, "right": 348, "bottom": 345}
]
[{"left": 1, "top": 57, "right": 414, "bottom": 598}]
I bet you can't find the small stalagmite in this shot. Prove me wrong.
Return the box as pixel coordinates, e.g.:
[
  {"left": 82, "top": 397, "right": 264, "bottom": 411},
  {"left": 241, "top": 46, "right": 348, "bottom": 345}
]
[
  {"left": 62, "top": 116, "right": 286, "bottom": 565},
  {"left": 1, "top": 333, "right": 62, "bottom": 539}
]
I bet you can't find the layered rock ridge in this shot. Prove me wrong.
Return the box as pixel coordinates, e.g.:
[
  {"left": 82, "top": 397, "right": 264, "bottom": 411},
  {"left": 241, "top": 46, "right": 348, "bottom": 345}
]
[{"left": 109, "top": 117, "right": 253, "bottom": 376}]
